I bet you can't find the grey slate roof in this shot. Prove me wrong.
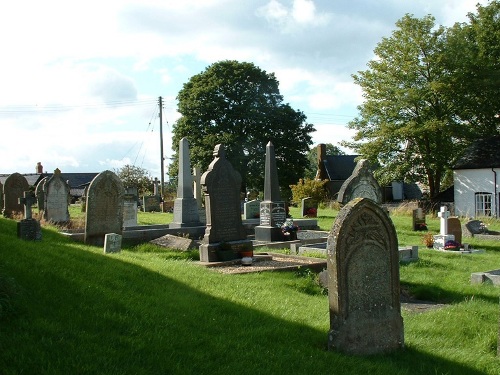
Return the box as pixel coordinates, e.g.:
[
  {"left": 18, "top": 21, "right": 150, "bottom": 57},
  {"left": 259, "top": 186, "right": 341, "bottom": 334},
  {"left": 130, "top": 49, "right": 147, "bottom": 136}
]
[
  {"left": 454, "top": 136, "right": 500, "bottom": 169},
  {"left": 323, "top": 155, "right": 359, "bottom": 180},
  {"left": 0, "top": 172, "right": 99, "bottom": 190}
]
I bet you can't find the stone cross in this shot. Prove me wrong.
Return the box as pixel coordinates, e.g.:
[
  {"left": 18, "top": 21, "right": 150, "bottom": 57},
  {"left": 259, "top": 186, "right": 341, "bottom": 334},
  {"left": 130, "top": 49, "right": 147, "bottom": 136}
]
[
  {"left": 438, "top": 206, "right": 450, "bottom": 236},
  {"left": 153, "top": 177, "right": 160, "bottom": 196},
  {"left": 18, "top": 191, "right": 36, "bottom": 219}
]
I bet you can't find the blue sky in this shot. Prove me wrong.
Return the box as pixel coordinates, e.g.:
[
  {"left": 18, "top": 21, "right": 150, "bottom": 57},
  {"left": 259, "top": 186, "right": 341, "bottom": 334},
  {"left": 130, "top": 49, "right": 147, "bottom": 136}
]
[{"left": 0, "top": 0, "right": 488, "bottom": 179}]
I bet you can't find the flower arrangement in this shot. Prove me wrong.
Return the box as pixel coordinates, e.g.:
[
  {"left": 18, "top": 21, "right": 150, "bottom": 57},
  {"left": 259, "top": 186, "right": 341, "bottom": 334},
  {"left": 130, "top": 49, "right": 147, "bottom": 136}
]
[
  {"left": 416, "top": 222, "right": 428, "bottom": 231},
  {"left": 421, "top": 232, "right": 434, "bottom": 248},
  {"left": 281, "top": 218, "right": 299, "bottom": 236},
  {"left": 305, "top": 207, "right": 317, "bottom": 218},
  {"left": 444, "top": 240, "right": 461, "bottom": 251}
]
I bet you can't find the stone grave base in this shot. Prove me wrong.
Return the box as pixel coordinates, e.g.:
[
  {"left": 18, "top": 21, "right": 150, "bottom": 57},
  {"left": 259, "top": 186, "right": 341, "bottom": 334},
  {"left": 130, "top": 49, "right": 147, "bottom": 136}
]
[
  {"left": 254, "top": 225, "right": 285, "bottom": 242},
  {"left": 471, "top": 269, "right": 500, "bottom": 286},
  {"left": 199, "top": 239, "right": 253, "bottom": 262},
  {"left": 434, "top": 248, "right": 485, "bottom": 255}
]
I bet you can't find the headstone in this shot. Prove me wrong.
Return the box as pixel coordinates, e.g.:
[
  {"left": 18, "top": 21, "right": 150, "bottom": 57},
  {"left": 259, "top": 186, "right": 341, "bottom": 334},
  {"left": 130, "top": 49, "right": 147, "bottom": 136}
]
[
  {"left": 412, "top": 208, "right": 427, "bottom": 231},
  {"left": 0, "top": 182, "right": 3, "bottom": 215},
  {"left": 81, "top": 185, "right": 88, "bottom": 212},
  {"left": 193, "top": 166, "right": 206, "bottom": 224},
  {"left": 123, "top": 187, "right": 138, "bottom": 227},
  {"left": 199, "top": 144, "right": 252, "bottom": 262},
  {"left": 150, "top": 234, "right": 197, "bottom": 251},
  {"left": 447, "top": 217, "right": 462, "bottom": 244},
  {"left": 142, "top": 195, "right": 161, "bottom": 212},
  {"left": 254, "top": 141, "right": 287, "bottom": 242},
  {"left": 433, "top": 206, "right": 455, "bottom": 250},
  {"left": 170, "top": 137, "right": 202, "bottom": 228},
  {"left": 103, "top": 233, "right": 122, "bottom": 254},
  {"left": 44, "top": 168, "right": 70, "bottom": 223},
  {"left": 301, "top": 197, "right": 318, "bottom": 218},
  {"left": 337, "top": 159, "right": 383, "bottom": 205},
  {"left": 17, "top": 191, "right": 42, "bottom": 240},
  {"left": 463, "top": 219, "right": 485, "bottom": 237},
  {"left": 243, "top": 199, "right": 261, "bottom": 219},
  {"left": 327, "top": 197, "right": 404, "bottom": 355},
  {"left": 35, "top": 176, "right": 48, "bottom": 213},
  {"left": 84, "top": 170, "right": 125, "bottom": 246},
  {"left": 2, "top": 172, "right": 30, "bottom": 218}
]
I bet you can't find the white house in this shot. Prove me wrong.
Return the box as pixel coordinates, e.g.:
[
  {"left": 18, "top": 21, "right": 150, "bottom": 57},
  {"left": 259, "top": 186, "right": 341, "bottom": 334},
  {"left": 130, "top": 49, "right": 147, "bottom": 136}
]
[{"left": 453, "top": 136, "right": 500, "bottom": 218}]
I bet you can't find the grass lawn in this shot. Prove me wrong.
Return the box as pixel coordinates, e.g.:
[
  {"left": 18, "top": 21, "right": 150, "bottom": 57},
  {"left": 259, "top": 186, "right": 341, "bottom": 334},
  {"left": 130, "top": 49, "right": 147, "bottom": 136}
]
[{"left": 1, "top": 206, "right": 500, "bottom": 374}]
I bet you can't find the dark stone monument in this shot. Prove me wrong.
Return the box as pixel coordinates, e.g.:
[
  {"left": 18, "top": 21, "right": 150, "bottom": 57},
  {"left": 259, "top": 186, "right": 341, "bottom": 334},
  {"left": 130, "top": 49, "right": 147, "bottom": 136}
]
[
  {"left": 463, "top": 219, "right": 485, "bottom": 238},
  {"left": 3, "top": 172, "right": 30, "bottom": 218},
  {"left": 142, "top": 195, "right": 161, "bottom": 212},
  {"left": 337, "top": 159, "right": 382, "bottom": 205},
  {"left": 301, "top": 197, "right": 318, "bottom": 218},
  {"left": 254, "top": 141, "right": 286, "bottom": 242},
  {"left": 199, "top": 144, "right": 252, "bottom": 262},
  {"left": 17, "top": 191, "right": 42, "bottom": 241},
  {"left": 170, "top": 137, "right": 202, "bottom": 228},
  {"left": 327, "top": 197, "right": 404, "bottom": 355},
  {"left": 44, "top": 168, "right": 70, "bottom": 223},
  {"left": 35, "top": 176, "right": 48, "bottom": 213},
  {"left": 84, "top": 170, "right": 125, "bottom": 246},
  {"left": 412, "top": 208, "right": 427, "bottom": 231}
]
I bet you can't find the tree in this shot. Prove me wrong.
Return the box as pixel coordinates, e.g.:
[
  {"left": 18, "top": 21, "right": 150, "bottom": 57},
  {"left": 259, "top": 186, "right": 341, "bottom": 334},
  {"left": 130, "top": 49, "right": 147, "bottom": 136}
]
[
  {"left": 443, "top": 1, "right": 500, "bottom": 136},
  {"left": 344, "top": 15, "right": 468, "bottom": 199},
  {"left": 170, "top": 60, "right": 315, "bottom": 196},
  {"left": 115, "top": 165, "right": 153, "bottom": 196},
  {"left": 304, "top": 143, "right": 345, "bottom": 179}
]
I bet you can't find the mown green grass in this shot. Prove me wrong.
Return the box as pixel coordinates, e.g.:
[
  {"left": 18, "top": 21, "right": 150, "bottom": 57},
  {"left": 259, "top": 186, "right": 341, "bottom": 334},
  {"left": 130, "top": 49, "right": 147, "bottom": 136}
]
[{"left": 2, "top": 206, "right": 500, "bottom": 374}]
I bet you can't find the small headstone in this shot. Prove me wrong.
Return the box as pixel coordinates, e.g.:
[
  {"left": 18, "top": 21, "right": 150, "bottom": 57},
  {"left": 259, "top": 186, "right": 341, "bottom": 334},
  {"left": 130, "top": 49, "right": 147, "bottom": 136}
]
[
  {"left": 255, "top": 141, "right": 287, "bottom": 242},
  {"left": 243, "top": 199, "right": 260, "bottom": 219},
  {"left": 199, "top": 144, "right": 252, "bottom": 262},
  {"left": 3, "top": 172, "right": 30, "bottom": 218},
  {"left": 17, "top": 191, "right": 42, "bottom": 241},
  {"left": 327, "top": 197, "right": 404, "bottom": 355},
  {"left": 170, "top": 137, "right": 202, "bottom": 228},
  {"left": 447, "top": 217, "right": 462, "bottom": 244},
  {"left": 44, "top": 168, "right": 70, "bottom": 223},
  {"left": 337, "top": 159, "right": 382, "bottom": 205},
  {"left": 84, "top": 170, "right": 125, "bottom": 246},
  {"left": 463, "top": 219, "right": 485, "bottom": 237},
  {"left": 412, "top": 208, "right": 426, "bottom": 231},
  {"left": 150, "top": 234, "right": 197, "bottom": 251},
  {"left": 104, "top": 233, "right": 122, "bottom": 254},
  {"left": 142, "top": 195, "right": 161, "bottom": 212},
  {"left": 301, "top": 197, "right": 318, "bottom": 218},
  {"left": 122, "top": 187, "right": 138, "bottom": 227}
]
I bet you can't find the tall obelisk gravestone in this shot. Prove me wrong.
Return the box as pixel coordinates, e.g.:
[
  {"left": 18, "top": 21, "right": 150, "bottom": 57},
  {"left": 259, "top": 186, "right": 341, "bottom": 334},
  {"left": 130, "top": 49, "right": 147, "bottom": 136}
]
[
  {"left": 254, "top": 141, "right": 286, "bottom": 242},
  {"left": 170, "top": 137, "right": 202, "bottom": 228}
]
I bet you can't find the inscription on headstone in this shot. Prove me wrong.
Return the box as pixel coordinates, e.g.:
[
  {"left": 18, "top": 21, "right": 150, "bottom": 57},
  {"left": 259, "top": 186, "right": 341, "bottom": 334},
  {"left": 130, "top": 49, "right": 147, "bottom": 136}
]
[
  {"left": 243, "top": 199, "right": 260, "bottom": 219},
  {"left": 327, "top": 197, "right": 404, "bottom": 355},
  {"left": 104, "top": 233, "right": 122, "bottom": 254},
  {"left": 84, "top": 170, "right": 125, "bottom": 246},
  {"left": 122, "top": 188, "right": 138, "bottom": 227}
]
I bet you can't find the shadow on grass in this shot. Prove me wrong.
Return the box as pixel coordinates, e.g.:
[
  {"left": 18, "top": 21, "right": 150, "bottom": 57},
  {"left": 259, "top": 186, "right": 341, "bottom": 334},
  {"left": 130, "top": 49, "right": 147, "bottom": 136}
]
[{"left": 0, "top": 219, "right": 492, "bottom": 375}]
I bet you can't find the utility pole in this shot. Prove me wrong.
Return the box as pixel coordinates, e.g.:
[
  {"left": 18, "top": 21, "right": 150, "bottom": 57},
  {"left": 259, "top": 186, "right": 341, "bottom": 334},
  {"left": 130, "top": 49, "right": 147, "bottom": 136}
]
[{"left": 159, "top": 96, "right": 165, "bottom": 202}]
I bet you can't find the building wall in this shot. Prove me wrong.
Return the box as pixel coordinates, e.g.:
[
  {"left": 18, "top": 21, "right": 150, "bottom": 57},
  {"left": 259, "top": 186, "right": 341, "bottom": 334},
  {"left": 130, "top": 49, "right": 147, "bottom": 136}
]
[{"left": 454, "top": 168, "right": 499, "bottom": 218}]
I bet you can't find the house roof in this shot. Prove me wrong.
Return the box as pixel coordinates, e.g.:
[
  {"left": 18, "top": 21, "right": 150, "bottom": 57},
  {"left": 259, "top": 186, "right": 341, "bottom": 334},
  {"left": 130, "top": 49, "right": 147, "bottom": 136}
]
[
  {"left": 454, "top": 136, "right": 500, "bottom": 169},
  {"left": 323, "top": 155, "right": 359, "bottom": 180},
  {"left": 0, "top": 172, "right": 99, "bottom": 189}
]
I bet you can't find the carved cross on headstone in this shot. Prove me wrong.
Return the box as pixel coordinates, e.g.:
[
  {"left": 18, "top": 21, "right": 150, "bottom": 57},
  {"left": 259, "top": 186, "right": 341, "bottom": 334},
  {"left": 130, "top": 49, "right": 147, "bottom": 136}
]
[
  {"left": 438, "top": 206, "right": 450, "bottom": 236},
  {"left": 18, "top": 191, "right": 36, "bottom": 219}
]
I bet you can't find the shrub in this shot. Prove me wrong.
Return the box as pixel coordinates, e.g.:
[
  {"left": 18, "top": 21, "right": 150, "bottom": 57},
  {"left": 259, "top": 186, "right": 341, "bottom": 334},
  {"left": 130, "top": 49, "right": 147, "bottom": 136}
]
[{"left": 289, "top": 178, "right": 328, "bottom": 206}]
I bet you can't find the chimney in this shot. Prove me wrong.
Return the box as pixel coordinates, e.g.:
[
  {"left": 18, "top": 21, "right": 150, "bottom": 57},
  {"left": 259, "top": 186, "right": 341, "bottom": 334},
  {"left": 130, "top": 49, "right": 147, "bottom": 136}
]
[
  {"left": 36, "top": 162, "right": 43, "bottom": 174},
  {"left": 316, "top": 144, "right": 327, "bottom": 180}
]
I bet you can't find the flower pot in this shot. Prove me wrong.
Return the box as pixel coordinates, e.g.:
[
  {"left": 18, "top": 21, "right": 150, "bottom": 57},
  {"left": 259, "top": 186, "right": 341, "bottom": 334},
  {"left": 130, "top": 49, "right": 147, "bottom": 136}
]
[{"left": 239, "top": 250, "right": 253, "bottom": 258}]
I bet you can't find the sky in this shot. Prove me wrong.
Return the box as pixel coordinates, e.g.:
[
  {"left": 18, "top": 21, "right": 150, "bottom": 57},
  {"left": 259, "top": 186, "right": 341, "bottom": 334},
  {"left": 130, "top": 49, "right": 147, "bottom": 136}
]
[{"left": 0, "top": 0, "right": 490, "bottom": 180}]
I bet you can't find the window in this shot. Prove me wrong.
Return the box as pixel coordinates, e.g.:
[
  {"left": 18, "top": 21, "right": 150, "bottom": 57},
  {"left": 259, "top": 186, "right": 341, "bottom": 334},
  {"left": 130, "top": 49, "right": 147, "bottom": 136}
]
[{"left": 475, "top": 192, "right": 492, "bottom": 217}]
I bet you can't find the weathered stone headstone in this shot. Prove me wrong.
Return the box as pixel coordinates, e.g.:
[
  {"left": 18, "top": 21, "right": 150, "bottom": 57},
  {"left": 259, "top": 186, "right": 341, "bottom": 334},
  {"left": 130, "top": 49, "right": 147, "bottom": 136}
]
[
  {"left": 327, "top": 197, "right": 404, "bottom": 355},
  {"left": 84, "top": 170, "right": 125, "bottom": 246},
  {"left": 243, "top": 199, "right": 261, "bottom": 219},
  {"left": 463, "top": 219, "right": 485, "bottom": 237},
  {"left": 3, "top": 172, "right": 30, "bottom": 218},
  {"left": 142, "top": 195, "right": 161, "bottom": 212},
  {"left": 35, "top": 176, "right": 48, "bottom": 213},
  {"left": 447, "top": 217, "right": 462, "bottom": 244},
  {"left": 170, "top": 137, "right": 202, "bottom": 228},
  {"left": 254, "top": 141, "right": 287, "bottom": 242},
  {"left": 17, "top": 191, "right": 42, "bottom": 240},
  {"left": 193, "top": 166, "right": 206, "bottom": 224},
  {"left": 301, "top": 197, "right": 318, "bottom": 218},
  {"left": 103, "top": 233, "right": 122, "bottom": 254},
  {"left": 122, "top": 187, "right": 138, "bottom": 227},
  {"left": 412, "top": 208, "right": 426, "bottom": 231},
  {"left": 199, "top": 144, "right": 252, "bottom": 262},
  {"left": 337, "top": 159, "right": 382, "bottom": 205},
  {"left": 44, "top": 168, "right": 70, "bottom": 223}
]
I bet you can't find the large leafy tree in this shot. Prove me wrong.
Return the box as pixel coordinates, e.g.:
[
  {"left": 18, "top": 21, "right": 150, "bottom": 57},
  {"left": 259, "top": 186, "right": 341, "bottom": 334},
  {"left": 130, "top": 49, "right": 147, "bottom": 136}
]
[
  {"left": 114, "top": 165, "right": 153, "bottom": 196},
  {"left": 170, "top": 60, "right": 315, "bottom": 195},
  {"left": 344, "top": 15, "right": 468, "bottom": 199},
  {"left": 444, "top": 1, "right": 500, "bottom": 135}
]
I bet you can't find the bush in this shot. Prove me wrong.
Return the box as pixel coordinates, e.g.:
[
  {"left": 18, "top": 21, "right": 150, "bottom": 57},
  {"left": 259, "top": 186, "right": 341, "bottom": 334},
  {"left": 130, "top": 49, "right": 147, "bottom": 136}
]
[{"left": 289, "top": 178, "right": 328, "bottom": 206}]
